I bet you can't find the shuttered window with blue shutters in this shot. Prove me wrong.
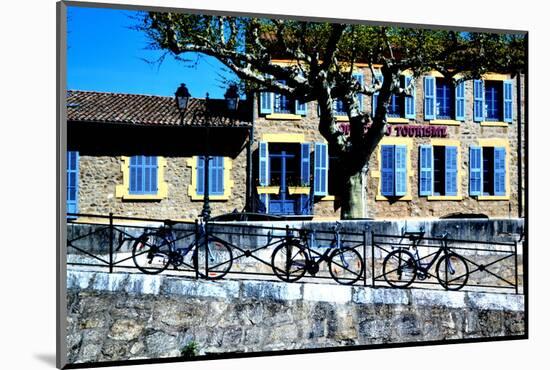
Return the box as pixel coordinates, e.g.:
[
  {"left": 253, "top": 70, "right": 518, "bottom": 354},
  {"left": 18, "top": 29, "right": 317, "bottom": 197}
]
[
  {"left": 129, "top": 156, "right": 158, "bottom": 194},
  {"left": 381, "top": 145, "right": 407, "bottom": 197},
  {"left": 381, "top": 145, "right": 395, "bottom": 196},
  {"left": 419, "top": 145, "right": 433, "bottom": 196},
  {"left": 301, "top": 143, "right": 311, "bottom": 186},
  {"left": 404, "top": 75, "right": 416, "bottom": 119},
  {"left": 394, "top": 145, "right": 407, "bottom": 196},
  {"left": 485, "top": 81, "right": 502, "bottom": 121},
  {"left": 473, "top": 80, "right": 484, "bottom": 122},
  {"left": 333, "top": 99, "right": 346, "bottom": 116},
  {"left": 257, "top": 142, "right": 269, "bottom": 212},
  {"left": 314, "top": 143, "right": 328, "bottom": 196},
  {"left": 445, "top": 146, "right": 458, "bottom": 196},
  {"left": 469, "top": 147, "right": 483, "bottom": 196},
  {"left": 67, "top": 151, "right": 79, "bottom": 216},
  {"left": 424, "top": 76, "right": 436, "bottom": 120},
  {"left": 455, "top": 81, "right": 465, "bottom": 121},
  {"left": 197, "top": 156, "right": 224, "bottom": 195},
  {"left": 494, "top": 147, "right": 506, "bottom": 195},
  {"left": 295, "top": 99, "right": 307, "bottom": 116},
  {"left": 260, "top": 91, "right": 273, "bottom": 114},
  {"left": 503, "top": 80, "right": 513, "bottom": 123}
]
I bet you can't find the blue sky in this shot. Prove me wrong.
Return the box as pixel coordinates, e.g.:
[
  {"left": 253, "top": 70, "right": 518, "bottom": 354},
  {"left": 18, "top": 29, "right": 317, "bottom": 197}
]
[{"left": 67, "top": 5, "right": 236, "bottom": 98}]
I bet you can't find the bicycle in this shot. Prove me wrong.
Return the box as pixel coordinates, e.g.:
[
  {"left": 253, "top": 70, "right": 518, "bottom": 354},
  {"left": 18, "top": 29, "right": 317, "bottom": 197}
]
[
  {"left": 381, "top": 228, "right": 469, "bottom": 290},
  {"left": 131, "top": 219, "right": 233, "bottom": 279},
  {"left": 270, "top": 222, "right": 364, "bottom": 285}
]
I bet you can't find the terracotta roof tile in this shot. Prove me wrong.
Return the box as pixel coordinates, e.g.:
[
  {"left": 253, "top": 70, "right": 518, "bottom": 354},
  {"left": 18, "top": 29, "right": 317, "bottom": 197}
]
[{"left": 67, "top": 90, "right": 252, "bottom": 127}]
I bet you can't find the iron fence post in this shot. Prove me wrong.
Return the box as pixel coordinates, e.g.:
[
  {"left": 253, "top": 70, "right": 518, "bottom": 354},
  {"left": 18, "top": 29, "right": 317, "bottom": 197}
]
[
  {"left": 514, "top": 240, "right": 519, "bottom": 294},
  {"left": 195, "top": 219, "right": 200, "bottom": 280},
  {"left": 363, "top": 231, "right": 368, "bottom": 287},
  {"left": 205, "top": 219, "right": 209, "bottom": 279},
  {"left": 109, "top": 212, "right": 113, "bottom": 273},
  {"left": 371, "top": 230, "right": 375, "bottom": 287}
]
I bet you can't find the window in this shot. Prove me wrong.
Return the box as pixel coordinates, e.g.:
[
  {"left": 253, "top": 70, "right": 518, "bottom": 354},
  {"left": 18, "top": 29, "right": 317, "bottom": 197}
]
[
  {"left": 373, "top": 74, "right": 415, "bottom": 119},
  {"left": 419, "top": 145, "right": 458, "bottom": 196},
  {"left": 129, "top": 155, "right": 158, "bottom": 194},
  {"left": 484, "top": 81, "right": 502, "bottom": 121},
  {"left": 436, "top": 79, "right": 453, "bottom": 119},
  {"left": 67, "top": 151, "right": 79, "bottom": 216},
  {"left": 332, "top": 72, "right": 364, "bottom": 117},
  {"left": 425, "top": 76, "right": 465, "bottom": 121},
  {"left": 473, "top": 79, "right": 513, "bottom": 123},
  {"left": 469, "top": 146, "right": 506, "bottom": 196},
  {"left": 381, "top": 145, "right": 407, "bottom": 197},
  {"left": 260, "top": 80, "right": 307, "bottom": 116},
  {"left": 197, "top": 156, "right": 224, "bottom": 195}
]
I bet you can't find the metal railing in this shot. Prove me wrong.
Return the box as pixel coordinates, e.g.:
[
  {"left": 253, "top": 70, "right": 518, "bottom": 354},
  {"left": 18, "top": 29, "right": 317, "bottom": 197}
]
[{"left": 66, "top": 213, "right": 523, "bottom": 294}]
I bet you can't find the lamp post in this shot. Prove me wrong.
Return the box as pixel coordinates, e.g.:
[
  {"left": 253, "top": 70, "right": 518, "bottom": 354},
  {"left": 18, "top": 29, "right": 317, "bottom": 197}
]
[{"left": 175, "top": 83, "right": 240, "bottom": 221}]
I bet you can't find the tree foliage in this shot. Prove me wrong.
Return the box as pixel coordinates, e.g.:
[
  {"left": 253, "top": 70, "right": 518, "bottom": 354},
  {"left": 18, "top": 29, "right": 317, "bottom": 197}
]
[{"left": 139, "top": 12, "right": 525, "bottom": 218}]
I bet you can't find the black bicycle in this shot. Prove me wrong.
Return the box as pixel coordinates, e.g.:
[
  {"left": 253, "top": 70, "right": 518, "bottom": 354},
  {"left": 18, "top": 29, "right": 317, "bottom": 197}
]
[
  {"left": 382, "top": 228, "right": 469, "bottom": 290},
  {"left": 270, "top": 223, "right": 364, "bottom": 285},
  {"left": 131, "top": 219, "right": 233, "bottom": 279}
]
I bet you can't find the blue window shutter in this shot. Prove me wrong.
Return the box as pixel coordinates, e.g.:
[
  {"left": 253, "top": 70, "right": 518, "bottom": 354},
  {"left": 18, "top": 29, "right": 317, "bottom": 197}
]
[
  {"left": 395, "top": 145, "right": 407, "bottom": 196},
  {"left": 208, "top": 156, "right": 224, "bottom": 195},
  {"left": 196, "top": 156, "right": 205, "bottom": 195},
  {"left": 503, "top": 80, "right": 513, "bottom": 123},
  {"left": 259, "top": 142, "right": 269, "bottom": 186},
  {"left": 148, "top": 156, "right": 158, "bottom": 193},
  {"left": 473, "top": 80, "right": 484, "bottom": 122},
  {"left": 295, "top": 99, "right": 307, "bottom": 116},
  {"left": 129, "top": 156, "right": 142, "bottom": 193},
  {"left": 424, "top": 76, "right": 436, "bottom": 120},
  {"left": 301, "top": 143, "right": 311, "bottom": 186},
  {"left": 455, "top": 81, "right": 465, "bottom": 121},
  {"left": 353, "top": 72, "right": 364, "bottom": 112},
  {"left": 494, "top": 147, "right": 506, "bottom": 195},
  {"left": 469, "top": 147, "right": 483, "bottom": 196},
  {"left": 314, "top": 142, "right": 328, "bottom": 196},
  {"left": 381, "top": 145, "right": 395, "bottom": 196},
  {"left": 260, "top": 91, "right": 273, "bottom": 114},
  {"left": 445, "top": 146, "right": 458, "bottom": 196},
  {"left": 419, "top": 145, "right": 433, "bottom": 196},
  {"left": 404, "top": 75, "right": 416, "bottom": 119},
  {"left": 67, "top": 151, "right": 79, "bottom": 215}
]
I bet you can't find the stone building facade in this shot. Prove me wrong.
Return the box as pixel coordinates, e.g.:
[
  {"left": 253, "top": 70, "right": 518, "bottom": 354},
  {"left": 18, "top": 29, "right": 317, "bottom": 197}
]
[{"left": 66, "top": 65, "right": 525, "bottom": 221}]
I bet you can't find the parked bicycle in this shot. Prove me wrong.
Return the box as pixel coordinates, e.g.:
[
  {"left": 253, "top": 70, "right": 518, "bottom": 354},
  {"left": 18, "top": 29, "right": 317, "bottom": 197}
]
[
  {"left": 131, "top": 219, "right": 233, "bottom": 279},
  {"left": 270, "top": 222, "right": 364, "bottom": 285},
  {"left": 382, "top": 228, "right": 469, "bottom": 290}
]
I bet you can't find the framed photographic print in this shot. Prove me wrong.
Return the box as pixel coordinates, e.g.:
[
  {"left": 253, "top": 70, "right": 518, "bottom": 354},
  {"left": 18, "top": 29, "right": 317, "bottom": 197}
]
[{"left": 57, "top": 0, "right": 528, "bottom": 368}]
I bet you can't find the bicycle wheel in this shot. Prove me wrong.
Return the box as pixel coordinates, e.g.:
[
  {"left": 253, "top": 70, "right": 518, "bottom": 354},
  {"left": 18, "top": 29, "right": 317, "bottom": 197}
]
[
  {"left": 131, "top": 233, "right": 171, "bottom": 274},
  {"left": 328, "top": 247, "right": 364, "bottom": 285},
  {"left": 192, "top": 237, "right": 233, "bottom": 280},
  {"left": 382, "top": 249, "right": 417, "bottom": 288},
  {"left": 271, "top": 241, "right": 308, "bottom": 282},
  {"left": 436, "top": 253, "right": 469, "bottom": 291}
]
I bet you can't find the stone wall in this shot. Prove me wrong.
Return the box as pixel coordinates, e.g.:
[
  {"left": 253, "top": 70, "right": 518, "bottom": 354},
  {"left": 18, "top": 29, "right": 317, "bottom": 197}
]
[
  {"left": 65, "top": 270, "right": 525, "bottom": 365},
  {"left": 77, "top": 149, "right": 249, "bottom": 220}
]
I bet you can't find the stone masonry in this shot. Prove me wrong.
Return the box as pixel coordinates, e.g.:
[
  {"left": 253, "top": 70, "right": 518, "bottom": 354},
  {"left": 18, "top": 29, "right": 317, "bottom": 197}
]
[{"left": 65, "top": 270, "right": 525, "bottom": 365}]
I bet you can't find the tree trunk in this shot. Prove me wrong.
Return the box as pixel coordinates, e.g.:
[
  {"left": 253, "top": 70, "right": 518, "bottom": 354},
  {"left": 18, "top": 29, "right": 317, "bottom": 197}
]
[{"left": 341, "top": 167, "right": 368, "bottom": 219}]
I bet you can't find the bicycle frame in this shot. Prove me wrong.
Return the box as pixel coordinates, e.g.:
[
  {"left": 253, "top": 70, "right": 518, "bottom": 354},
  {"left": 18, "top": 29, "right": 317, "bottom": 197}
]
[{"left": 397, "top": 232, "right": 455, "bottom": 278}]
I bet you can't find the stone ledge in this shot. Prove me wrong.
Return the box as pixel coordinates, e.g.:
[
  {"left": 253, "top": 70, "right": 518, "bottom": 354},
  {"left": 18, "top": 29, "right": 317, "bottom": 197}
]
[{"left": 67, "top": 269, "right": 524, "bottom": 312}]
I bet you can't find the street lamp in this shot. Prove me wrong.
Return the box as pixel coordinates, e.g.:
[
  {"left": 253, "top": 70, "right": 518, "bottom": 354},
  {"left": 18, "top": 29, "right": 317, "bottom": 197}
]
[
  {"left": 224, "top": 84, "right": 240, "bottom": 112},
  {"left": 175, "top": 83, "right": 242, "bottom": 221},
  {"left": 174, "top": 83, "right": 191, "bottom": 112}
]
